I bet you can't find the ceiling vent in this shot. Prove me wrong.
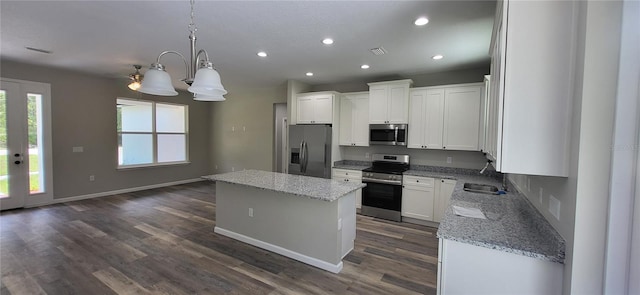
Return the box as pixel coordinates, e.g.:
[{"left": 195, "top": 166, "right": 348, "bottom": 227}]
[{"left": 369, "top": 47, "right": 387, "bottom": 56}]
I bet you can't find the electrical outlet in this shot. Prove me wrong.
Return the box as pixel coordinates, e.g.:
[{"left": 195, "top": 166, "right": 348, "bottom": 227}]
[
  {"left": 446, "top": 157, "right": 452, "bottom": 164},
  {"left": 248, "top": 208, "right": 254, "bottom": 217},
  {"left": 232, "top": 126, "right": 235, "bottom": 132},
  {"left": 549, "top": 194, "right": 561, "bottom": 220},
  {"left": 365, "top": 153, "right": 370, "bottom": 159},
  {"left": 243, "top": 126, "right": 246, "bottom": 132},
  {"left": 215, "top": 165, "right": 218, "bottom": 170},
  {"left": 539, "top": 187, "right": 544, "bottom": 204},
  {"left": 89, "top": 175, "right": 95, "bottom": 181},
  {"left": 527, "top": 178, "right": 531, "bottom": 192},
  {"left": 72, "top": 146, "right": 84, "bottom": 153},
  {"left": 232, "top": 167, "right": 235, "bottom": 172}
]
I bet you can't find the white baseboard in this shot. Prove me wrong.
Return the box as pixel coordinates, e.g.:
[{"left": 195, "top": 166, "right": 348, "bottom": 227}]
[
  {"left": 28, "top": 178, "right": 205, "bottom": 208},
  {"left": 214, "top": 226, "right": 343, "bottom": 274}
]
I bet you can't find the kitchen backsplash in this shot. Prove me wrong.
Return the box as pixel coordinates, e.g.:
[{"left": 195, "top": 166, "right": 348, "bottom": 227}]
[{"left": 340, "top": 145, "right": 489, "bottom": 170}]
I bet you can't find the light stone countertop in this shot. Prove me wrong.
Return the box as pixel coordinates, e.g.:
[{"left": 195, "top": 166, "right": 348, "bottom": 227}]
[
  {"left": 203, "top": 170, "right": 365, "bottom": 202},
  {"left": 424, "top": 171, "right": 566, "bottom": 264},
  {"left": 332, "top": 160, "right": 371, "bottom": 171}
]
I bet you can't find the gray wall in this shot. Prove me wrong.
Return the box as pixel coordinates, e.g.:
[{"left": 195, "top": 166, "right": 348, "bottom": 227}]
[
  {"left": 310, "top": 67, "right": 489, "bottom": 93},
  {"left": 209, "top": 84, "right": 287, "bottom": 173},
  {"left": 1, "top": 59, "right": 212, "bottom": 199}
]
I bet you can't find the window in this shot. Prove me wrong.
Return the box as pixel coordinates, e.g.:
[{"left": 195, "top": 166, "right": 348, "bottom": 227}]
[{"left": 117, "top": 98, "right": 188, "bottom": 168}]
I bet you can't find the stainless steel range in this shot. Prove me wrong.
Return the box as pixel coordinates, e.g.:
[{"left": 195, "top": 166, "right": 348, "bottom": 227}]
[{"left": 361, "top": 154, "right": 410, "bottom": 222}]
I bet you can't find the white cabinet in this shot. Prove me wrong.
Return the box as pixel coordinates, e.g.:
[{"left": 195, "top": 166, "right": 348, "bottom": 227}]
[
  {"left": 486, "top": 0, "right": 576, "bottom": 177},
  {"left": 297, "top": 92, "right": 335, "bottom": 124},
  {"left": 339, "top": 92, "right": 369, "bottom": 146},
  {"left": 368, "top": 80, "right": 413, "bottom": 124},
  {"left": 437, "top": 239, "right": 563, "bottom": 295},
  {"left": 408, "top": 84, "right": 482, "bottom": 151},
  {"left": 443, "top": 86, "right": 482, "bottom": 151},
  {"left": 402, "top": 175, "right": 436, "bottom": 221},
  {"left": 333, "top": 169, "right": 363, "bottom": 209},
  {"left": 434, "top": 179, "right": 456, "bottom": 223}
]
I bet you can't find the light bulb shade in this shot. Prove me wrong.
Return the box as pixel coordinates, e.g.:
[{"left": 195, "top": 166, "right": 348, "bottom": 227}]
[
  {"left": 128, "top": 81, "right": 141, "bottom": 91},
  {"left": 193, "top": 91, "right": 226, "bottom": 101},
  {"left": 139, "top": 67, "right": 178, "bottom": 96},
  {"left": 188, "top": 67, "right": 227, "bottom": 97}
]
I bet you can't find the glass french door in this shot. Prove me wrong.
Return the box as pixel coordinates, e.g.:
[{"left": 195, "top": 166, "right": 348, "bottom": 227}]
[{"left": 0, "top": 78, "right": 52, "bottom": 210}]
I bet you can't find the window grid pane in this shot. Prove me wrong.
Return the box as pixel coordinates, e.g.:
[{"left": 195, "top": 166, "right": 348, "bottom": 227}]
[{"left": 117, "top": 98, "right": 188, "bottom": 167}]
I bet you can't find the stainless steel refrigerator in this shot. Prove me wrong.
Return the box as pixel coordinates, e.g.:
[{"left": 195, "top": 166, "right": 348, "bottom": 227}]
[{"left": 288, "top": 125, "right": 332, "bottom": 179}]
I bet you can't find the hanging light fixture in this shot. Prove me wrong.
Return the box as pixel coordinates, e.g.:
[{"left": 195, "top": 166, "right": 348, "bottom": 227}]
[
  {"left": 138, "top": 0, "right": 227, "bottom": 101},
  {"left": 128, "top": 65, "right": 143, "bottom": 91}
]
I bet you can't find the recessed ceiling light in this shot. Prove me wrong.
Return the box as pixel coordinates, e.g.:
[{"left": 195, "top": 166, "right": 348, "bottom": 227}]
[
  {"left": 257, "top": 51, "right": 267, "bottom": 57},
  {"left": 415, "top": 17, "right": 429, "bottom": 26},
  {"left": 322, "top": 38, "right": 334, "bottom": 45},
  {"left": 432, "top": 54, "right": 444, "bottom": 60},
  {"left": 361, "top": 64, "right": 370, "bottom": 69},
  {"left": 306, "top": 72, "right": 314, "bottom": 76}
]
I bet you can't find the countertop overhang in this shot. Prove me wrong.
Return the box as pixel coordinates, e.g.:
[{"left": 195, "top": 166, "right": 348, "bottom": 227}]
[{"left": 203, "top": 170, "right": 365, "bottom": 202}]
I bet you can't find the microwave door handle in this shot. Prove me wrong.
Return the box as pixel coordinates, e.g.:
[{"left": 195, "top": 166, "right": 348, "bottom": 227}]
[{"left": 394, "top": 126, "right": 399, "bottom": 145}]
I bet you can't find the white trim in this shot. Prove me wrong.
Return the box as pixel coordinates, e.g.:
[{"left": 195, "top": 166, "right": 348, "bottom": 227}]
[
  {"left": 27, "top": 178, "right": 203, "bottom": 207},
  {"left": 214, "top": 226, "right": 344, "bottom": 274}
]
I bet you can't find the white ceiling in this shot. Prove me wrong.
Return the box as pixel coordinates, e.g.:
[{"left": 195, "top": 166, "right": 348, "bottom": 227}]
[{"left": 0, "top": 0, "right": 496, "bottom": 92}]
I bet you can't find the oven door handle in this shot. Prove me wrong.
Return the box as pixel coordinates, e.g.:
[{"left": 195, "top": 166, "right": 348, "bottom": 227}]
[{"left": 362, "top": 178, "right": 402, "bottom": 186}]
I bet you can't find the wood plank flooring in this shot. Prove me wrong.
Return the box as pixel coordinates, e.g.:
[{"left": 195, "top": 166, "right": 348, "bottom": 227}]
[{"left": 0, "top": 181, "right": 439, "bottom": 294}]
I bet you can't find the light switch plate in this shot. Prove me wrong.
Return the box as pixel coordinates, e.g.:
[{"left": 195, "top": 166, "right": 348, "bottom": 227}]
[
  {"left": 549, "top": 194, "right": 561, "bottom": 220},
  {"left": 72, "top": 146, "right": 84, "bottom": 153},
  {"left": 539, "top": 187, "right": 544, "bottom": 204},
  {"left": 446, "top": 157, "right": 452, "bottom": 164}
]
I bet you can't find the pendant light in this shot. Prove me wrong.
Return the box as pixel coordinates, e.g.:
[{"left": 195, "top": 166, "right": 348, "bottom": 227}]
[{"left": 138, "top": 0, "right": 227, "bottom": 101}]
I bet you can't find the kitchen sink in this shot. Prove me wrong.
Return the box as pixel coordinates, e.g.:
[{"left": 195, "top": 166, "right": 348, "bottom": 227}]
[{"left": 463, "top": 183, "right": 500, "bottom": 195}]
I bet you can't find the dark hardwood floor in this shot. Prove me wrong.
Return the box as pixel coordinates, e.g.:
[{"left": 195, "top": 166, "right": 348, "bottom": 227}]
[{"left": 0, "top": 181, "right": 439, "bottom": 294}]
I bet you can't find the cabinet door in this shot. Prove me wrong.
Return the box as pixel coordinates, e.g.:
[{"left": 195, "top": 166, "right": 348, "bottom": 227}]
[
  {"left": 339, "top": 97, "right": 353, "bottom": 145},
  {"left": 368, "top": 86, "right": 388, "bottom": 124},
  {"left": 425, "top": 89, "right": 445, "bottom": 149},
  {"left": 435, "top": 179, "right": 456, "bottom": 223},
  {"left": 314, "top": 95, "right": 333, "bottom": 123},
  {"left": 407, "top": 90, "right": 426, "bottom": 149},
  {"left": 443, "top": 86, "right": 481, "bottom": 151},
  {"left": 297, "top": 95, "right": 315, "bottom": 124},
  {"left": 402, "top": 186, "right": 435, "bottom": 221},
  {"left": 387, "top": 84, "right": 409, "bottom": 124},
  {"left": 351, "top": 94, "right": 370, "bottom": 146}
]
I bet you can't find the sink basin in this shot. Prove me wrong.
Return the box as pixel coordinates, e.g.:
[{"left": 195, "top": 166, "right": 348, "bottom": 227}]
[{"left": 463, "top": 183, "right": 500, "bottom": 195}]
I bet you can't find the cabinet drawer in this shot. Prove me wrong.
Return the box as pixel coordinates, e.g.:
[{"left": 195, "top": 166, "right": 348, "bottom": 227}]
[
  {"left": 332, "top": 169, "right": 362, "bottom": 179},
  {"left": 403, "top": 175, "right": 435, "bottom": 188}
]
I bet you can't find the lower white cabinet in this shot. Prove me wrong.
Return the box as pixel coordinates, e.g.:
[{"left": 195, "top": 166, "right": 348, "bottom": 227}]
[
  {"left": 434, "top": 179, "right": 456, "bottom": 223},
  {"left": 437, "top": 239, "right": 563, "bottom": 295},
  {"left": 402, "top": 175, "right": 436, "bottom": 221},
  {"left": 332, "top": 169, "right": 363, "bottom": 209}
]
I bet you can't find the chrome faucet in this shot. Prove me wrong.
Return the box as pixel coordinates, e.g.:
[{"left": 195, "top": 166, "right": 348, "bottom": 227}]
[{"left": 480, "top": 160, "right": 492, "bottom": 174}]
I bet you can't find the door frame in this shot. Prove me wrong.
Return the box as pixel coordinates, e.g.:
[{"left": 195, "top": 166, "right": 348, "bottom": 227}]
[{"left": 0, "top": 78, "right": 54, "bottom": 208}]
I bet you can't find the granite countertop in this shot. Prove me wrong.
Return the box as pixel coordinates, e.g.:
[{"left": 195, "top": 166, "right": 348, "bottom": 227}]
[
  {"left": 422, "top": 168, "right": 566, "bottom": 264},
  {"left": 332, "top": 160, "right": 371, "bottom": 171},
  {"left": 203, "top": 170, "right": 365, "bottom": 202}
]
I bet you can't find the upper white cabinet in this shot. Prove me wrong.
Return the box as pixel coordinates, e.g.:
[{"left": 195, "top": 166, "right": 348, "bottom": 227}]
[
  {"left": 408, "top": 84, "right": 482, "bottom": 151},
  {"left": 297, "top": 92, "right": 336, "bottom": 124},
  {"left": 339, "top": 92, "right": 369, "bottom": 146},
  {"left": 486, "top": 0, "right": 576, "bottom": 177},
  {"left": 368, "top": 80, "right": 413, "bottom": 124}
]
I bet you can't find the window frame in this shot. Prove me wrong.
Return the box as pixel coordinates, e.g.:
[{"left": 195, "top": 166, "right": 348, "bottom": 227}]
[{"left": 116, "top": 97, "right": 189, "bottom": 169}]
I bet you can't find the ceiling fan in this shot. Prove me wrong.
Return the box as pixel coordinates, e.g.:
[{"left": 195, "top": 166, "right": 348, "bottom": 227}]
[{"left": 127, "top": 65, "right": 143, "bottom": 91}]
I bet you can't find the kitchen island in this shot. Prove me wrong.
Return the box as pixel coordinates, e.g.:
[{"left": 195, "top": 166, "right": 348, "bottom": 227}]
[{"left": 203, "top": 170, "right": 365, "bottom": 273}]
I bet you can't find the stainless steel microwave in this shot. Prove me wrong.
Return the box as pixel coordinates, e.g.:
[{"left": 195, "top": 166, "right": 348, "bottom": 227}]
[{"left": 369, "top": 124, "right": 407, "bottom": 146}]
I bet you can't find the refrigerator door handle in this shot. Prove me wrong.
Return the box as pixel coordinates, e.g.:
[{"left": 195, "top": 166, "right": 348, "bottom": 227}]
[{"left": 301, "top": 141, "right": 308, "bottom": 173}]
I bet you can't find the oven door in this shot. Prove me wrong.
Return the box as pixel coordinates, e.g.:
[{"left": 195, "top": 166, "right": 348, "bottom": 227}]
[{"left": 362, "top": 180, "right": 402, "bottom": 211}]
